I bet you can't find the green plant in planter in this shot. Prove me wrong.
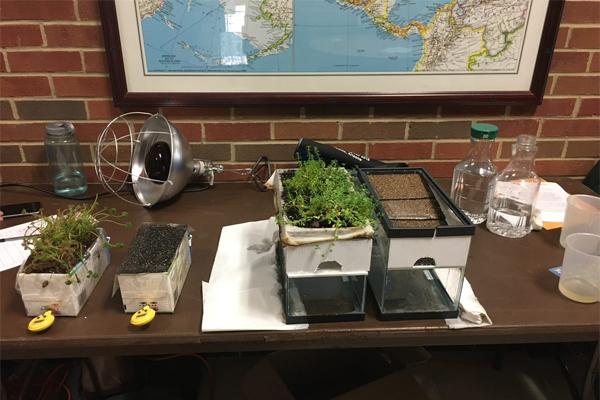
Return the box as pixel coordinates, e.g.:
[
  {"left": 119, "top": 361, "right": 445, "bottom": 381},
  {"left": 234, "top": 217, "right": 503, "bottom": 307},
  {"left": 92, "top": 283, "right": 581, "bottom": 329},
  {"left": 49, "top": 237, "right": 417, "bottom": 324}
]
[
  {"left": 22, "top": 201, "right": 131, "bottom": 276},
  {"left": 281, "top": 155, "right": 376, "bottom": 229}
]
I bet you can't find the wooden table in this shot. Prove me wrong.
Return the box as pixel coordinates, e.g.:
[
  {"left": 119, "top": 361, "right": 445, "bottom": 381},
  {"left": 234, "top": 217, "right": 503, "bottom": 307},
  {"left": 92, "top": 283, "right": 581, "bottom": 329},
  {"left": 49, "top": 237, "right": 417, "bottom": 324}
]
[{"left": 1, "top": 181, "right": 598, "bottom": 360}]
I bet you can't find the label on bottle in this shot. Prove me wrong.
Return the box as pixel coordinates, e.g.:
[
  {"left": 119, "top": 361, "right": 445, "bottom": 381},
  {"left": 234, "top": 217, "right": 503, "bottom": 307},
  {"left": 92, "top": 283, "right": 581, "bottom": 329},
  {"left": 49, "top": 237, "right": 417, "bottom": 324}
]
[{"left": 493, "top": 181, "right": 539, "bottom": 204}]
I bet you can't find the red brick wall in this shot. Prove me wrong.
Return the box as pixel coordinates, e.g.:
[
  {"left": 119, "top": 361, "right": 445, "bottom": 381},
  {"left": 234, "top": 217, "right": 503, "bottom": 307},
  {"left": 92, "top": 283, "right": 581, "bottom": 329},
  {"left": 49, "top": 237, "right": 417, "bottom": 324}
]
[{"left": 1, "top": 0, "right": 598, "bottom": 183}]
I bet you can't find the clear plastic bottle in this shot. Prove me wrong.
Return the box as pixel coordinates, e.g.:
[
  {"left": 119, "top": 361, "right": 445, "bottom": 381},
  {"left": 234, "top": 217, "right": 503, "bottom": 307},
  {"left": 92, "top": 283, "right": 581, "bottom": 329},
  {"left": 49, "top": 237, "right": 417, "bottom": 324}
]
[
  {"left": 45, "top": 122, "right": 88, "bottom": 197},
  {"left": 487, "top": 135, "right": 541, "bottom": 238},
  {"left": 450, "top": 123, "right": 498, "bottom": 224}
]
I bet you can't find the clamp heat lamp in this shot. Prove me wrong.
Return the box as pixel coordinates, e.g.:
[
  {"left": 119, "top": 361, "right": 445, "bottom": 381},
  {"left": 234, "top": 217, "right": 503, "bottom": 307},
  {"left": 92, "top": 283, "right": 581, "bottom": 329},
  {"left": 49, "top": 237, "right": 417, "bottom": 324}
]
[{"left": 95, "top": 112, "right": 223, "bottom": 207}]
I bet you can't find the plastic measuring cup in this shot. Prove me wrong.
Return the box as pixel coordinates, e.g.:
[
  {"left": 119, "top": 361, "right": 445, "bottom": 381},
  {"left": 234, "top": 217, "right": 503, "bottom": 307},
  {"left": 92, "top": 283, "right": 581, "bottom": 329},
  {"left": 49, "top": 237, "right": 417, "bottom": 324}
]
[
  {"left": 559, "top": 195, "right": 600, "bottom": 248},
  {"left": 558, "top": 233, "right": 600, "bottom": 303}
]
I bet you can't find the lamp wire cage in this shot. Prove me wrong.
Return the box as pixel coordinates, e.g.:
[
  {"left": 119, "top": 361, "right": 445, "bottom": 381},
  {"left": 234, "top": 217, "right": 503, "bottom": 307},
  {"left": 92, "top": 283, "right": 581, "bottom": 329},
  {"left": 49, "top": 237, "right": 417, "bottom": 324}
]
[{"left": 95, "top": 112, "right": 271, "bottom": 206}]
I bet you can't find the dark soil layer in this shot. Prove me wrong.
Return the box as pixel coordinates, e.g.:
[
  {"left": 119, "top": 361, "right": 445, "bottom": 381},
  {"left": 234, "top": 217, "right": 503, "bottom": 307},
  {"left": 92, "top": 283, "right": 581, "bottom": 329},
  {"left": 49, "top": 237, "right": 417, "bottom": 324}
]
[
  {"left": 118, "top": 224, "right": 187, "bottom": 274},
  {"left": 366, "top": 172, "right": 448, "bottom": 229},
  {"left": 390, "top": 219, "right": 442, "bottom": 229},
  {"left": 23, "top": 235, "right": 96, "bottom": 274},
  {"left": 368, "top": 174, "right": 432, "bottom": 200},
  {"left": 382, "top": 199, "right": 442, "bottom": 220}
]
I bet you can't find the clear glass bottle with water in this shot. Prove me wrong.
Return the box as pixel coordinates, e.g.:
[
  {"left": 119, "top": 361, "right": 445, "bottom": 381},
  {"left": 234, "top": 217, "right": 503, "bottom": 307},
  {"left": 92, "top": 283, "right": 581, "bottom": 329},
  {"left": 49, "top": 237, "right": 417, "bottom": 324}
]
[
  {"left": 487, "top": 135, "right": 541, "bottom": 238},
  {"left": 45, "top": 122, "right": 88, "bottom": 197},
  {"left": 450, "top": 123, "right": 498, "bottom": 224}
]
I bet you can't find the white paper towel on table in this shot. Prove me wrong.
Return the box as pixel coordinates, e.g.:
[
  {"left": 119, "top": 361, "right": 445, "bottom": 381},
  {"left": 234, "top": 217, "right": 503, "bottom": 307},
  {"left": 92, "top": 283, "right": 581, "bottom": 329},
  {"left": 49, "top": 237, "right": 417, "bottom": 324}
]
[
  {"left": 0, "top": 219, "right": 46, "bottom": 272},
  {"left": 201, "top": 218, "right": 308, "bottom": 332},
  {"left": 446, "top": 279, "right": 492, "bottom": 329}
]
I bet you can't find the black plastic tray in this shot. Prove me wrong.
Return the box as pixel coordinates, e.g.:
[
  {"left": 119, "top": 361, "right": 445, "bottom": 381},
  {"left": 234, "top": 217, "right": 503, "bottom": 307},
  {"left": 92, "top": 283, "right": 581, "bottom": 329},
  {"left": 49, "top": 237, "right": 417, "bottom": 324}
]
[{"left": 359, "top": 167, "right": 475, "bottom": 238}]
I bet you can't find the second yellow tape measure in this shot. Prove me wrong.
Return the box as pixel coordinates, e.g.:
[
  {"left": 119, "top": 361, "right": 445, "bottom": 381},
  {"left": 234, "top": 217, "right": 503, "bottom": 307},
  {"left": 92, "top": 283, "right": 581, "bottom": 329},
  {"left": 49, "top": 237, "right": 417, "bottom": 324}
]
[
  {"left": 28, "top": 310, "right": 55, "bottom": 333},
  {"left": 130, "top": 305, "right": 156, "bottom": 327}
]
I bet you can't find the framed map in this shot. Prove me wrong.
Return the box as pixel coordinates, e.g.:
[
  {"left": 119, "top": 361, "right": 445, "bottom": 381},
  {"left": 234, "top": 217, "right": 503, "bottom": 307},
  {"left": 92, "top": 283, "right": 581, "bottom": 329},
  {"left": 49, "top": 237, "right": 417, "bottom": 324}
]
[{"left": 99, "top": 0, "right": 564, "bottom": 106}]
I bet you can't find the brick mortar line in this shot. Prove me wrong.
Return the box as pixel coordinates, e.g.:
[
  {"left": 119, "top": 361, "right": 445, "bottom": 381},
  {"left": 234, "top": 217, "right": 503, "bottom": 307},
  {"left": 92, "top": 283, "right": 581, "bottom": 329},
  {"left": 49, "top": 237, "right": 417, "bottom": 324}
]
[
  {"left": 0, "top": 20, "right": 97, "bottom": 25},
  {"left": 2, "top": 51, "right": 10, "bottom": 73},
  {"left": 6, "top": 138, "right": 598, "bottom": 147},
  {"left": 586, "top": 53, "right": 594, "bottom": 73},
  {"left": 42, "top": 22, "right": 49, "bottom": 47},
  {"left": 559, "top": 24, "right": 600, "bottom": 28},
  {"left": 550, "top": 76, "right": 558, "bottom": 95},
  {"left": 48, "top": 76, "right": 56, "bottom": 97},
  {"left": 561, "top": 141, "right": 569, "bottom": 158},
  {"left": 41, "top": 21, "right": 101, "bottom": 26},
  {"left": 572, "top": 97, "right": 582, "bottom": 117},
  {"left": 8, "top": 99, "right": 18, "bottom": 119},
  {"left": 3, "top": 95, "right": 599, "bottom": 102},
  {"left": 2, "top": 47, "right": 105, "bottom": 52},
  {"left": 554, "top": 49, "right": 600, "bottom": 53},
  {"left": 0, "top": 72, "right": 109, "bottom": 77},
  {"left": 548, "top": 72, "right": 600, "bottom": 76},
  {"left": 564, "top": 27, "right": 573, "bottom": 48},
  {"left": 2, "top": 116, "right": 600, "bottom": 125},
  {"left": 4, "top": 156, "right": 597, "bottom": 167},
  {"left": 18, "top": 145, "right": 26, "bottom": 163},
  {"left": 72, "top": 0, "right": 80, "bottom": 21},
  {"left": 228, "top": 144, "right": 235, "bottom": 162},
  {"left": 83, "top": 97, "right": 90, "bottom": 119}
]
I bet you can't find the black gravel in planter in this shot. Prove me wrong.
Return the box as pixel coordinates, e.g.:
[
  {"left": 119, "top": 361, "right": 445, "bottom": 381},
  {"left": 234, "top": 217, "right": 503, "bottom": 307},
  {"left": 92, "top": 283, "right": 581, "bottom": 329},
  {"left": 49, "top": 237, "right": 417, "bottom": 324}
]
[{"left": 118, "top": 224, "right": 188, "bottom": 274}]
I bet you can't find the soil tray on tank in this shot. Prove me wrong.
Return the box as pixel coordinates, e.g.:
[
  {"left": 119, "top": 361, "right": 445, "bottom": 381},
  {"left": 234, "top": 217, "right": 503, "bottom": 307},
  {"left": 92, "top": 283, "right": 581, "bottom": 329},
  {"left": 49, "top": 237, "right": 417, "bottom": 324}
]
[
  {"left": 116, "top": 223, "right": 192, "bottom": 313},
  {"left": 359, "top": 168, "right": 475, "bottom": 238},
  {"left": 359, "top": 167, "right": 475, "bottom": 320}
]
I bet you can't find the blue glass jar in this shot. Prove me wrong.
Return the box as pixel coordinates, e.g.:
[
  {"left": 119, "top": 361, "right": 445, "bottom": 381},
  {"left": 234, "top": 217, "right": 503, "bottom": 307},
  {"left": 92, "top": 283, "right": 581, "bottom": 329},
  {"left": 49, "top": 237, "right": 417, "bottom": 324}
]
[{"left": 45, "top": 122, "right": 88, "bottom": 197}]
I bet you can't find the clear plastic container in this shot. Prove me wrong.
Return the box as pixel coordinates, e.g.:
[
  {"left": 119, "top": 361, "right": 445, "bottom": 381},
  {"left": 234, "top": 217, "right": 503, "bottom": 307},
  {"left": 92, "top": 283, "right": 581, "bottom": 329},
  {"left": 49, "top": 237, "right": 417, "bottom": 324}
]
[
  {"left": 45, "top": 122, "right": 88, "bottom": 197},
  {"left": 487, "top": 135, "right": 541, "bottom": 238},
  {"left": 559, "top": 233, "right": 600, "bottom": 303},
  {"left": 559, "top": 195, "right": 600, "bottom": 248},
  {"left": 450, "top": 123, "right": 498, "bottom": 224}
]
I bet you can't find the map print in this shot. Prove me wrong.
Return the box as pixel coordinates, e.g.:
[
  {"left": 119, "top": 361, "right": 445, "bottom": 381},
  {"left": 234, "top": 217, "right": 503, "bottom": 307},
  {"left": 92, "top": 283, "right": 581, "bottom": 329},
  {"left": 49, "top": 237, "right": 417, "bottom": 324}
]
[{"left": 136, "top": 0, "right": 531, "bottom": 74}]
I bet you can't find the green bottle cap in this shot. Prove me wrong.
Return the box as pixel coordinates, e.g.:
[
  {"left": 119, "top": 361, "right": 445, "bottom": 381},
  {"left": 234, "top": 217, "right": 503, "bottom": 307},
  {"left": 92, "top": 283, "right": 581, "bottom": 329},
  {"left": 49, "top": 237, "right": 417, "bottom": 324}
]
[{"left": 471, "top": 123, "right": 498, "bottom": 140}]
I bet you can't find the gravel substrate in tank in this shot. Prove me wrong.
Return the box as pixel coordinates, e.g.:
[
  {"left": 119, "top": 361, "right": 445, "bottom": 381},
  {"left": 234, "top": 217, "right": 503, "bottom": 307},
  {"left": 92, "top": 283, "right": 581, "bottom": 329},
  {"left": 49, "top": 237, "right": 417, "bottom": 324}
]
[
  {"left": 118, "top": 224, "right": 188, "bottom": 274},
  {"left": 368, "top": 173, "right": 432, "bottom": 200}
]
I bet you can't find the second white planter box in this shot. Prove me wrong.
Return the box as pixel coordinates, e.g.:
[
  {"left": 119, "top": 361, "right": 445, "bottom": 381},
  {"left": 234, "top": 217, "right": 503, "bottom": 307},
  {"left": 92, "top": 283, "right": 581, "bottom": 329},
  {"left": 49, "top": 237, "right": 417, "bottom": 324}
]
[{"left": 115, "top": 223, "right": 192, "bottom": 313}]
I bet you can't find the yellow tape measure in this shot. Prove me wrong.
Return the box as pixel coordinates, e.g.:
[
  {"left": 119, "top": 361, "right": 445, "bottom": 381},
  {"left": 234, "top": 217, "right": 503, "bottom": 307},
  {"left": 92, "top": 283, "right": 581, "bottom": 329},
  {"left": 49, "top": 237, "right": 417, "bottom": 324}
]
[
  {"left": 130, "top": 305, "right": 156, "bottom": 327},
  {"left": 27, "top": 310, "right": 55, "bottom": 333}
]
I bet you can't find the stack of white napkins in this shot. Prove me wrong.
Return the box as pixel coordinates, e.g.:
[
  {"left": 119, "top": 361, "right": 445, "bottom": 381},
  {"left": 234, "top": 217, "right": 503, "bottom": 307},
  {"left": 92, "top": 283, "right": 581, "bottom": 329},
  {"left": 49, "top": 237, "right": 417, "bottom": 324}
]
[
  {"left": 201, "top": 218, "right": 308, "bottom": 332},
  {"left": 446, "top": 279, "right": 493, "bottom": 329}
]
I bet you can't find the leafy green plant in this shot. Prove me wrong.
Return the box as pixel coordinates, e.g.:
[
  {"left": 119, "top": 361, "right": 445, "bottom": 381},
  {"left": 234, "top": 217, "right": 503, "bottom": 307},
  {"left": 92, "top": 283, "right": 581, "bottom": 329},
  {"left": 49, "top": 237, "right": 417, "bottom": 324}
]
[
  {"left": 280, "top": 153, "right": 376, "bottom": 229},
  {"left": 22, "top": 201, "right": 131, "bottom": 275}
]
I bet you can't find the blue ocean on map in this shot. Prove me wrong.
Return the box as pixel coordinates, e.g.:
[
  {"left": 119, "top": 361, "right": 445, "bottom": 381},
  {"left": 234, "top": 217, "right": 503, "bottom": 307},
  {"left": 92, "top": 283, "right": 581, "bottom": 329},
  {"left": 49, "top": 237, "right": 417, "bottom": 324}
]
[{"left": 140, "top": 0, "right": 450, "bottom": 73}]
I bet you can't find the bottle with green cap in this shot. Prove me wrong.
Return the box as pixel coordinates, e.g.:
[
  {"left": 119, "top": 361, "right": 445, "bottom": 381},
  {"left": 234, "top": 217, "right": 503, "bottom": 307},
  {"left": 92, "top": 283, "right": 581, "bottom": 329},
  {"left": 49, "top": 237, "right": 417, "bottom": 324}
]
[{"left": 450, "top": 122, "right": 498, "bottom": 224}]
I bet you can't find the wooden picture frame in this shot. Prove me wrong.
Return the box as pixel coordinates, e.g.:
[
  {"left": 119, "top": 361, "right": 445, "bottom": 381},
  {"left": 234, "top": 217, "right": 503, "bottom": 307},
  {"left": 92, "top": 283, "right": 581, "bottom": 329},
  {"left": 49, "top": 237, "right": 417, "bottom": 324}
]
[{"left": 99, "top": 0, "right": 564, "bottom": 107}]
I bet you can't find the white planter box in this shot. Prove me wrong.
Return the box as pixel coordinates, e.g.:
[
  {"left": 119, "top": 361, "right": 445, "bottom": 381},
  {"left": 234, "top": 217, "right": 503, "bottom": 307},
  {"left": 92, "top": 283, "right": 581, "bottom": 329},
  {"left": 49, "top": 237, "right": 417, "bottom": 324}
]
[
  {"left": 272, "top": 169, "right": 373, "bottom": 277},
  {"left": 116, "top": 225, "right": 192, "bottom": 313},
  {"left": 15, "top": 229, "right": 110, "bottom": 317}
]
